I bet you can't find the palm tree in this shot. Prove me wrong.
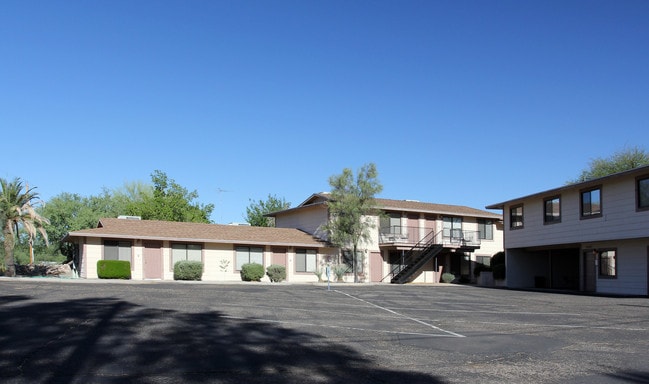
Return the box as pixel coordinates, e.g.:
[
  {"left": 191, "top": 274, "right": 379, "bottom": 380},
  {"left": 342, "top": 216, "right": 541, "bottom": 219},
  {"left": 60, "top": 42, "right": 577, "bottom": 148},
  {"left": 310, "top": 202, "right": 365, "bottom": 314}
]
[{"left": 0, "top": 178, "right": 49, "bottom": 276}]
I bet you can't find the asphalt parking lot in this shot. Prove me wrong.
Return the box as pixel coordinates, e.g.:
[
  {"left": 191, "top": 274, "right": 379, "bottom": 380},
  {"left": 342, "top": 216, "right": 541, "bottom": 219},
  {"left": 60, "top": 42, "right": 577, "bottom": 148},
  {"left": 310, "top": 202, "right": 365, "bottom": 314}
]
[{"left": 1, "top": 279, "right": 648, "bottom": 384}]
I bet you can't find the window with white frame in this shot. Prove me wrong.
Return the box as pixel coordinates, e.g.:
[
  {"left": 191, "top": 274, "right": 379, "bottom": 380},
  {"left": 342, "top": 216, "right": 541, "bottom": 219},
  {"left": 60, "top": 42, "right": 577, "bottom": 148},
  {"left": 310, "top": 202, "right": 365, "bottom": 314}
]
[
  {"left": 104, "top": 240, "right": 132, "bottom": 262},
  {"left": 443, "top": 217, "right": 462, "bottom": 239},
  {"left": 478, "top": 219, "right": 493, "bottom": 240},
  {"left": 235, "top": 246, "right": 264, "bottom": 270},
  {"left": 296, "top": 249, "right": 317, "bottom": 273},
  {"left": 172, "top": 243, "right": 202, "bottom": 266},
  {"left": 476, "top": 255, "right": 491, "bottom": 266},
  {"left": 380, "top": 213, "right": 402, "bottom": 234}
]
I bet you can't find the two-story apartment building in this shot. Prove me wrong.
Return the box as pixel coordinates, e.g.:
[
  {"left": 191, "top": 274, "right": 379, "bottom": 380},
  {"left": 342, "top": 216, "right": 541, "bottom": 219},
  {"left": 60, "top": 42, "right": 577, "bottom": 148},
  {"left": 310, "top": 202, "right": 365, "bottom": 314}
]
[
  {"left": 270, "top": 193, "right": 503, "bottom": 284},
  {"left": 65, "top": 193, "right": 502, "bottom": 283},
  {"left": 486, "top": 165, "right": 649, "bottom": 296}
]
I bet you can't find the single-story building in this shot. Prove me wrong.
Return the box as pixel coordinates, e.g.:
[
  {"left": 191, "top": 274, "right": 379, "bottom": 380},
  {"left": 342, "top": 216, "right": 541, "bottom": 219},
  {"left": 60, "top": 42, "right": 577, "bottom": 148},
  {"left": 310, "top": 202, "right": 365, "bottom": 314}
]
[{"left": 65, "top": 217, "right": 338, "bottom": 282}]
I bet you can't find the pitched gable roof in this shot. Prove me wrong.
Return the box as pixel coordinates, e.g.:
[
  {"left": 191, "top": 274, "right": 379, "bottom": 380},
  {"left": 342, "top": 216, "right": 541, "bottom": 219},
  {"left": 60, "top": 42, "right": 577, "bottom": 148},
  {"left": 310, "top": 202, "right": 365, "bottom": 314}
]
[
  {"left": 269, "top": 192, "right": 501, "bottom": 220},
  {"left": 65, "top": 218, "right": 327, "bottom": 247},
  {"left": 375, "top": 198, "right": 501, "bottom": 219}
]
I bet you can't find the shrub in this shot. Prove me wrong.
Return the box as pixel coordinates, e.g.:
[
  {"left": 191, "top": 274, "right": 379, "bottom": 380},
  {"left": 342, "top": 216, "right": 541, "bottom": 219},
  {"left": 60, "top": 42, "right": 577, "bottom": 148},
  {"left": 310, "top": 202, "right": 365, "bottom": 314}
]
[
  {"left": 332, "top": 264, "right": 348, "bottom": 282},
  {"left": 240, "top": 263, "right": 265, "bottom": 282},
  {"left": 491, "top": 251, "right": 506, "bottom": 280},
  {"left": 473, "top": 263, "right": 492, "bottom": 278},
  {"left": 314, "top": 268, "right": 324, "bottom": 282},
  {"left": 97, "top": 260, "right": 131, "bottom": 279},
  {"left": 441, "top": 272, "right": 455, "bottom": 283},
  {"left": 174, "top": 260, "right": 203, "bottom": 281},
  {"left": 266, "top": 264, "right": 286, "bottom": 283}
]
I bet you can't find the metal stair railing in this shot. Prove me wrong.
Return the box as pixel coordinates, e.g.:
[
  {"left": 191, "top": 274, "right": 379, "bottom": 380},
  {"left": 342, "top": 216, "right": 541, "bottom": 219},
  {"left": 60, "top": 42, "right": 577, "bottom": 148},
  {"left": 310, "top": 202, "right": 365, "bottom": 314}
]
[
  {"left": 391, "top": 244, "right": 444, "bottom": 284},
  {"left": 381, "top": 230, "right": 443, "bottom": 283}
]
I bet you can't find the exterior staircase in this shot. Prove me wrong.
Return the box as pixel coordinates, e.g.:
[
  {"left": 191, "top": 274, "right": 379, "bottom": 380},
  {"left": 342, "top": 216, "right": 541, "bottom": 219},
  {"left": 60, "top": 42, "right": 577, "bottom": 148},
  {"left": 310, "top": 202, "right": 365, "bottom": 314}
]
[
  {"left": 390, "top": 242, "right": 443, "bottom": 284},
  {"left": 386, "top": 229, "right": 481, "bottom": 284}
]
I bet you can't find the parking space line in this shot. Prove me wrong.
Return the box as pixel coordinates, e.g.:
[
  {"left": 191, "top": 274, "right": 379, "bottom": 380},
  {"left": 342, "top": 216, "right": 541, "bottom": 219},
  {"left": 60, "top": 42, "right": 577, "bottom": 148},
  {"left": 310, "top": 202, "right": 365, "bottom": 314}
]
[
  {"left": 220, "top": 315, "right": 456, "bottom": 337},
  {"left": 387, "top": 307, "right": 583, "bottom": 316},
  {"left": 334, "top": 290, "right": 465, "bottom": 338},
  {"left": 454, "top": 319, "right": 647, "bottom": 332}
]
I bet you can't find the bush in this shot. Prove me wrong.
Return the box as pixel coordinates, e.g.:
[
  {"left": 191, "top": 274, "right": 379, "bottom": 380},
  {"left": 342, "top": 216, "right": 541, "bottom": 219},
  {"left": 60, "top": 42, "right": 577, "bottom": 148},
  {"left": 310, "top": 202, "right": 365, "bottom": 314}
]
[
  {"left": 240, "top": 263, "right": 265, "bottom": 282},
  {"left": 97, "top": 260, "right": 131, "bottom": 279},
  {"left": 174, "top": 260, "right": 203, "bottom": 281},
  {"left": 473, "top": 263, "right": 492, "bottom": 278},
  {"left": 332, "top": 264, "right": 348, "bottom": 282},
  {"left": 266, "top": 264, "right": 286, "bottom": 283},
  {"left": 491, "top": 251, "right": 506, "bottom": 280},
  {"left": 441, "top": 272, "right": 455, "bottom": 283}
]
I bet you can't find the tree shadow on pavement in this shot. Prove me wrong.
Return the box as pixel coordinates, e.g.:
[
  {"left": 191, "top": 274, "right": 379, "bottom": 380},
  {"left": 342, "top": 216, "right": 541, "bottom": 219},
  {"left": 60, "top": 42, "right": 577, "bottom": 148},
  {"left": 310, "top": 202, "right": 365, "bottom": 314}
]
[{"left": 0, "top": 297, "right": 443, "bottom": 383}]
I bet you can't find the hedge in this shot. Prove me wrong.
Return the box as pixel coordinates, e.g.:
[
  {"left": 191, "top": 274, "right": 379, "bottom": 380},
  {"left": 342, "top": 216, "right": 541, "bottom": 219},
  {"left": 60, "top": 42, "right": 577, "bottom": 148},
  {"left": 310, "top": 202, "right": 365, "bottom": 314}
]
[
  {"left": 97, "top": 260, "right": 131, "bottom": 279},
  {"left": 174, "top": 260, "right": 204, "bottom": 281}
]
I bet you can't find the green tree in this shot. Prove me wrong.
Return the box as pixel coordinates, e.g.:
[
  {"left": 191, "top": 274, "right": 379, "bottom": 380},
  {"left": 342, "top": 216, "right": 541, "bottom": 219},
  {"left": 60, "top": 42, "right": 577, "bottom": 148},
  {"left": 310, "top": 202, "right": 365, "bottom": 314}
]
[
  {"left": 126, "top": 170, "right": 214, "bottom": 223},
  {"left": 570, "top": 146, "right": 649, "bottom": 183},
  {"left": 0, "top": 178, "right": 49, "bottom": 276},
  {"left": 245, "top": 194, "right": 291, "bottom": 227},
  {"left": 322, "top": 163, "right": 383, "bottom": 283}
]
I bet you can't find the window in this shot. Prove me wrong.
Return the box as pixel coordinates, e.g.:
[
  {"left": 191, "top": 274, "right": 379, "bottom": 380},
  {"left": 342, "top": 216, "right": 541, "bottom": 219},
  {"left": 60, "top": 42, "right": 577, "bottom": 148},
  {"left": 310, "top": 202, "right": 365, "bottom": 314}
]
[
  {"left": 544, "top": 196, "right": 561, "bottom": 224},
  {"left": 598, "top": 249, "right": 616, "bottom": 278},
  {"left": 581, "top": 187, "right": 602, "bottom": 218},
  {"left": 380, "top": 213, "right": 402, "bottom": 234},
  {"left": 510, "top": 205, "right": 524, "bottom": 229},
  {"left": 172, "top": 243, "right": 202, "bottom": 266},
  {"left": 341, "top": 250, "right": 356, "bottom": 273},
  {"left": 478, "top": 219, "right": 493, "bottom": 240},
  {"left": 296, "top": 249, "right": 317, "bottom": 272},
  {"left": 235, "top": 246, "right": 263, "bottom": 270},
  {"left": 637, "top": 176, "right": 649, "bottom": 211},
  {"left": 104, "top": 240, "right": 132, "bottom": 262},
  {"left": 443, "top": 217, "right": 462, "bottom": 239},
  {"left": 476, "top": 255, "right": 491, "bottom": 266}
]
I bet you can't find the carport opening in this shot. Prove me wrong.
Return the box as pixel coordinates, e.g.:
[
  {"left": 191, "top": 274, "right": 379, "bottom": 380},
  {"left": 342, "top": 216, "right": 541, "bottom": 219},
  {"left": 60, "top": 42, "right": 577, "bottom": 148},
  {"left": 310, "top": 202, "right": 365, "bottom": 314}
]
[{"left": 513, "top": 247, "right": 580, "bottom": 290}]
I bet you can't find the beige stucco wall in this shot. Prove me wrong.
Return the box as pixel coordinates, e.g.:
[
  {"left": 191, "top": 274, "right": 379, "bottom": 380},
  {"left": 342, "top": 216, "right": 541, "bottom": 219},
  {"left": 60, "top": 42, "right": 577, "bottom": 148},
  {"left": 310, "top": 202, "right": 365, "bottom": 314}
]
[
  {"left": 80, "top": 238, "right": 339, "bottom": 283},
  {"left": 202, "top": 243, "right": 241, "bottom": 282},
  {"left": 81, "top": 237, "right": 102, "bottom": 279}
]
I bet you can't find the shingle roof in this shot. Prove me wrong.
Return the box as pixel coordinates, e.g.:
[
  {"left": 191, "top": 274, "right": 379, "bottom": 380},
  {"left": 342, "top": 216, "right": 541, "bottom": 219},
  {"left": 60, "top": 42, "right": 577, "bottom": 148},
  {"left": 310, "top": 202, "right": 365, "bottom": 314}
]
[
  {"left": 269, "top": 192, "right": 502, "bottom": 220},
  {"left": 375, "top": 198, "right": 502, "bottom": 219},
  {"left": 65, "top": 218, "right": 328, "bottom": 247}
]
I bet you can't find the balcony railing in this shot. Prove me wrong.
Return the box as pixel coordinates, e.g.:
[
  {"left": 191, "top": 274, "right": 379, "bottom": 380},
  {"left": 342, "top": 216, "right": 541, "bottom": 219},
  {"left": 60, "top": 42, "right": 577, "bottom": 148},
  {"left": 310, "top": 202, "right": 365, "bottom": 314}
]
[
  {"left": 442, "top": 229, "right": 481, "bottom": 247},
  {"left": 379, "top": 226, "right": 480, "bottom": 247},
  {"left": 379, "top": 225, "right": 422, "bottom": 244}
]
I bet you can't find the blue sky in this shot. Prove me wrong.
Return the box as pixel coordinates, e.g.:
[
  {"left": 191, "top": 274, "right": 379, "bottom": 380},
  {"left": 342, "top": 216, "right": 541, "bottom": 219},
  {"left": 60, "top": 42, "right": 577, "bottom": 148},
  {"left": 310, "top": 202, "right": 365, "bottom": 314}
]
[{"left": 2, "top": 0, "right": 648, "bottom": 224}]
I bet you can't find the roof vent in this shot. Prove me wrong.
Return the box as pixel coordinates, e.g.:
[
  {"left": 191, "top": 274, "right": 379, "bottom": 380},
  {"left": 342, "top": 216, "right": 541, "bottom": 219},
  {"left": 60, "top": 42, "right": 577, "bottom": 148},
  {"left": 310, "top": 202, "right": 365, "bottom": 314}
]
[
  {"left": 228, "top": 222, "right": 251, "bottom": 226},
  {"left": 404, "top": 199, "right": 420, "bottom": 202},
  {"left": 118, "top": 215, "right": 142, "bottom": 220}
]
